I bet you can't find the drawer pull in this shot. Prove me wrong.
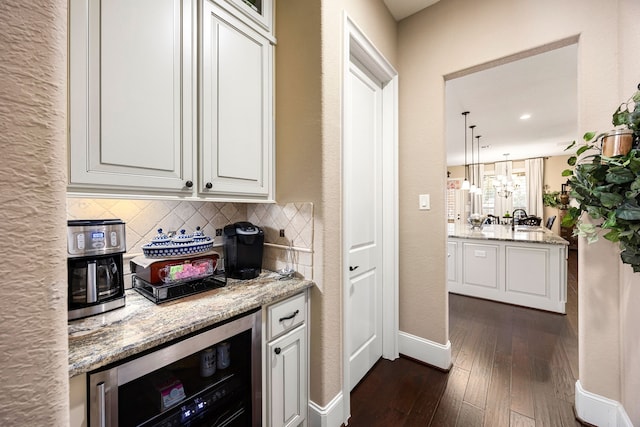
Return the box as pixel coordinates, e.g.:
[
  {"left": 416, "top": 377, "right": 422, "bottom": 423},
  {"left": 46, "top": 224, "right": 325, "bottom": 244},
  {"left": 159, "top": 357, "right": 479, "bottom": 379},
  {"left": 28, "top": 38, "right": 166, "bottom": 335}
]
[
  {"left": 349, "top": 265, "right": 359, "bottom": 272},
  {"left": 279, "top": 309, "right": 299, "bottom": 322}
]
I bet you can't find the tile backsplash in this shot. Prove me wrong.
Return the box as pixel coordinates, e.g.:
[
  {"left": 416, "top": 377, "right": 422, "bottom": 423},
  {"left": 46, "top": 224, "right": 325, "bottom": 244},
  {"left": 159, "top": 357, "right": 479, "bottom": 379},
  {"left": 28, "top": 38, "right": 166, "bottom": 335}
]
[{"left": 67, "top": 198, "right": 314, "bottom": 279}]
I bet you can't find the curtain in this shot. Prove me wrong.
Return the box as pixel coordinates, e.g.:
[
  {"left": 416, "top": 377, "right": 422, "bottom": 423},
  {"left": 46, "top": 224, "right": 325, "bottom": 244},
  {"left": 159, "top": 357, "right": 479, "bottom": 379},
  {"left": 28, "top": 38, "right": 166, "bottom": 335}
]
[
  {"left": 493, "top": 161, "right": 513, "bottom": 217},
  {"left": 525, "top": 158, "right": 544, "bottom": 217}
]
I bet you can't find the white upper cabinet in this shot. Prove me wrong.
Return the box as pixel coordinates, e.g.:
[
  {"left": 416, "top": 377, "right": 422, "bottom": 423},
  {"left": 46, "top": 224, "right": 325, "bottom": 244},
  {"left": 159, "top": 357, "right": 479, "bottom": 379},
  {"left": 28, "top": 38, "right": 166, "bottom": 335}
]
[
  {"left": 69, "top": 0, "right": 195, "bottom": 194},
  {"left": 69, "top": 0, "right": 274, "bottom": 201},
  {"left": 200, "top": 1, "right": 273, "bottom": 198},
  {"left": 222, "top": 0, "right": 274, "bottom": 37}
]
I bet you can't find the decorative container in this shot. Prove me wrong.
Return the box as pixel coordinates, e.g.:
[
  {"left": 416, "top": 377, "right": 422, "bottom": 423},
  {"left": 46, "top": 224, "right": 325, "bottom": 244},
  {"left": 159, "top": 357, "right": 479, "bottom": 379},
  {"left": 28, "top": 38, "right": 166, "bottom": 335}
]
[{"left": 601, "top": 129, "right": 633, "bottom": 157}]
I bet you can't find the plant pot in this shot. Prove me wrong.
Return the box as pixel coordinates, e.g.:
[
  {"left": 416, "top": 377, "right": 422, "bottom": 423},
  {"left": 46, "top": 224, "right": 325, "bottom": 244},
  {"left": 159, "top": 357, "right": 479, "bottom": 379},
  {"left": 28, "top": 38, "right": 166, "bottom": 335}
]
[{"left": 601, "top": 129, "right": 633, "bottom": 157}]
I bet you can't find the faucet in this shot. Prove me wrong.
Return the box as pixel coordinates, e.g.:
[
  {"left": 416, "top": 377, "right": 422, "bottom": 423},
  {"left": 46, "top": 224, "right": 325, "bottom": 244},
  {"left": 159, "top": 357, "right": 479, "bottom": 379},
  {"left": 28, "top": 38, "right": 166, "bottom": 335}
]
[
  {"left": 511, "top": 209, "right": 518, "bottom": 231},
  {"left": 511, "top": 209, "right": 527, "bottom": 230}
]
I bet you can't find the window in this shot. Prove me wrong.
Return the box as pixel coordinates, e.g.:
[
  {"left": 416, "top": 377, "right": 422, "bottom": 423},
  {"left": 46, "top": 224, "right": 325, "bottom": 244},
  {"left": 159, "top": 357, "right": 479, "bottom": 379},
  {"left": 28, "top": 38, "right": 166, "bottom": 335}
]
[{"left": 481, "top": 171, "right": 527, "bottom": 215}]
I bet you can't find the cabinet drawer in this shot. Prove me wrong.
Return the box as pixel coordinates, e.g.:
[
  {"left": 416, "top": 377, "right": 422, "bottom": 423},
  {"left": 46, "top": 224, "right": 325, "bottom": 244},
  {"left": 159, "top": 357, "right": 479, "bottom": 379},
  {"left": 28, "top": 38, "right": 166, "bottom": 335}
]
[{"left": 268, "top": 293, "right": 306, "bottom": 340}]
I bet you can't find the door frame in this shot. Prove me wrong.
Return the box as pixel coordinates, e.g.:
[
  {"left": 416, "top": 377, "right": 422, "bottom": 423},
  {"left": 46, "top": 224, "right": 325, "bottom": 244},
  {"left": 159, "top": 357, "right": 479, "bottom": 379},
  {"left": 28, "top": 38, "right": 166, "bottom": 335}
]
[{"left": 342, "top": 14, "right": 398, "bottom": 423}]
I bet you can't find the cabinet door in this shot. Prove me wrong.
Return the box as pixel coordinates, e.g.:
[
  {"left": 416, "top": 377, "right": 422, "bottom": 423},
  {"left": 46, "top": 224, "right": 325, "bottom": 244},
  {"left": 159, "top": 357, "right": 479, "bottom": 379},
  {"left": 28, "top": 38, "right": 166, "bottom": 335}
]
[
  {"left": 201, "top": 1, "right": 273, "bottom": 199},
  {"left": 268, "top": 325, "right": 307, "bottom": 427},
  {"left": 69, "top": 0, "right": 194, "bottom": 193}
]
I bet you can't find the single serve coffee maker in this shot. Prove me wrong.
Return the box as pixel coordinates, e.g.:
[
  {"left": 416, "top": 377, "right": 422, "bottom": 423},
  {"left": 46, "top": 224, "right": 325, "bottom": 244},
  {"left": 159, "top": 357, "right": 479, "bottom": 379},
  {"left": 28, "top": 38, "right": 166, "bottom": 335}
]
[{"left": 223, "top": 222, "right": 264, "bottom": 279}]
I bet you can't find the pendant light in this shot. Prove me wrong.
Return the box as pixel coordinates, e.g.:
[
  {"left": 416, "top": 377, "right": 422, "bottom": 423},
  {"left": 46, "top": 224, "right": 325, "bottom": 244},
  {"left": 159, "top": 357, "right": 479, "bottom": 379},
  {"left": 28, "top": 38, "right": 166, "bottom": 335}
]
[
  {"left": 469, "top": 125, "right": 477, "bottom": 192},
  {"left": 474, "top": 135, "right": 483, "bottom": 195},
  {"left": 461, "top": 111, "right": 470, "bottom": 190}
]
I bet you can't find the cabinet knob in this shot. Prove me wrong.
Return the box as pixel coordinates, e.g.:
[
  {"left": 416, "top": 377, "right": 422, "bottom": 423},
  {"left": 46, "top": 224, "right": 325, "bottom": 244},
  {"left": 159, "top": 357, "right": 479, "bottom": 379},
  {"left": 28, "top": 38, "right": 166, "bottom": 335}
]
[
  {"left": 185, "top": 180, "right": 193, "bottom": 188},
  {"left": 274, "top": 347, "right": 281, "bottom": 355},
  {"left": 205, "top": 182, "right": 213, "bottom": 189},
  {"left": 349, "top": 265, "right": 359, "bottom": 272}
]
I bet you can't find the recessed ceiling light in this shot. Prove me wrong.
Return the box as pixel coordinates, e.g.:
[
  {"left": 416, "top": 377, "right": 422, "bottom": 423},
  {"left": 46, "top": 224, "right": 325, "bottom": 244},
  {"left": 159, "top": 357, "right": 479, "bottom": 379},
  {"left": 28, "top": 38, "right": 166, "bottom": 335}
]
[{"left": 520, "top": 113, "right": 531, "bottom": 120}]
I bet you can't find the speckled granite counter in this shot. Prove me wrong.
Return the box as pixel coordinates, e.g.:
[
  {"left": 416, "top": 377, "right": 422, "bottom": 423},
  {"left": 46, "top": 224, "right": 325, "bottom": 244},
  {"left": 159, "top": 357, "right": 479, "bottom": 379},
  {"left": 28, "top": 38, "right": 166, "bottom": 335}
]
[
  {"left": 68, "top": 272, "right": 314, "bottom": 377},
  {"left": 447, "top": 223, "right": 568, "bottom": 245}
]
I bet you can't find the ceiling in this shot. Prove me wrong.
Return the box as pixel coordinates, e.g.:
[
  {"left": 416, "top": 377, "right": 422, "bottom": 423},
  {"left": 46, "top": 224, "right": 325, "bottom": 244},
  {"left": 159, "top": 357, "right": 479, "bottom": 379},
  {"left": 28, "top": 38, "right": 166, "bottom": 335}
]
[
  {"left": 383, "top": 0, "right": 440, "bottom": 20},
  {"left": 445, "top": 44, "right": 578, "bottom": 166}
]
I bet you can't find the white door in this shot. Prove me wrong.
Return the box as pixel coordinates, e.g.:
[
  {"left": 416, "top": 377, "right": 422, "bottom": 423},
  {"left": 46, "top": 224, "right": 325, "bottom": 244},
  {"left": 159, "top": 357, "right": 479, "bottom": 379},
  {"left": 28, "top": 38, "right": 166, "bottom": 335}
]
[{"left": 345, "top": 59, "right": 384, "bottom": 390}]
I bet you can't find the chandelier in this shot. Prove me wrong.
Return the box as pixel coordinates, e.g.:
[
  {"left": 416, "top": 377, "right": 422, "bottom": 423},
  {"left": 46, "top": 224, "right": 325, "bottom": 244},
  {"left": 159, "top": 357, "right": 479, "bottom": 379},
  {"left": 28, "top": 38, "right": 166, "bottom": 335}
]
[{"left": 493, "top": 154, "right": 519, "bottom": 199}]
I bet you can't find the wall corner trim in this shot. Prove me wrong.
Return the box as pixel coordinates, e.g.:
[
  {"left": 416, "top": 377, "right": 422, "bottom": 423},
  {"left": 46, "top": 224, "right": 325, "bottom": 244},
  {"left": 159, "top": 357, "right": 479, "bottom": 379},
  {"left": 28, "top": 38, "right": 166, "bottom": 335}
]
[
  {"left": 398, "top": 331, "right": 452, "bottom": 370},
  {"left": 309, "top": 392, "right": 345, "bottom": 427},
  {"left": 575, "top": 380, "right": 633, "bottom": 427}
]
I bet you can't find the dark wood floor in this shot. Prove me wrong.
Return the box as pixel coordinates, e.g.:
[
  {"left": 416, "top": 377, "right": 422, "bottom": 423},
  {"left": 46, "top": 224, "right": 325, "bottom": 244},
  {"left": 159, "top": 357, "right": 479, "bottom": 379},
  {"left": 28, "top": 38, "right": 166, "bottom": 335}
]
[{"left": 348, "top": 250, "right": 580, "bottom": 427}]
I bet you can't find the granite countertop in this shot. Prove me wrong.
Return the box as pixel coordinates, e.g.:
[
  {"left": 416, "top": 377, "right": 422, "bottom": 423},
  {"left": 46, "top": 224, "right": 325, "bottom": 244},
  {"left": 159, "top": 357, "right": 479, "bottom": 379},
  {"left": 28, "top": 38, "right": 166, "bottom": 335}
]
[
  {"left": 447, "top": 223, "right": 569, "bottom": 245},
  {"left": 68, "top": 272, "right": 314, "bottom": 377}
]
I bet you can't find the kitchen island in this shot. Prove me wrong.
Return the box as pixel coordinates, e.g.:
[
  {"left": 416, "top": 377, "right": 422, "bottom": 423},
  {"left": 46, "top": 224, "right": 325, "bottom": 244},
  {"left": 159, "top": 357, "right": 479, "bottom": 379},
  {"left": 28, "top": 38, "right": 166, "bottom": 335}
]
[{"left": 447, "top": 223, "right": 568, "bottom": 313}]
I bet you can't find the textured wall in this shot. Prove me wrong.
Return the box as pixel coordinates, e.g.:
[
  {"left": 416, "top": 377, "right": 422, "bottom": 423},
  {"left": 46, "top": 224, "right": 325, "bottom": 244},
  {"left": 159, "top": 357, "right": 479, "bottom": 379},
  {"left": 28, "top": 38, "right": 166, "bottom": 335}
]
[{"left": 0, "top": 1, "right": 69, "bottom": 426}]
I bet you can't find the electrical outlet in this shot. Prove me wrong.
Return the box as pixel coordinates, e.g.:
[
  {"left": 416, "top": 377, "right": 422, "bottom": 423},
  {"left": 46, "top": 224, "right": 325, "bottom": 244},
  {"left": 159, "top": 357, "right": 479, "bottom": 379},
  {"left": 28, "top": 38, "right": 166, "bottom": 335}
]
[
  {"left": 279, "top": 229, "right": 285, "bottom": 237},
  {"left": 215, "top": 228, "right": 222, "bottom": 236}
]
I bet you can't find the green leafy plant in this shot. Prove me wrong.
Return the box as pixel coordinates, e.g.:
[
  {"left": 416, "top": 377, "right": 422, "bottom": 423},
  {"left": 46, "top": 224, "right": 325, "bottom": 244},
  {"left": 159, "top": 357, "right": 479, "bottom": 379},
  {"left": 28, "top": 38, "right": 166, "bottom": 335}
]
[
  {"left": 562, "top": 85, "right": 640, "bottom": 272},
  {"left": 543, "top": 191, "right": 561, "bottom": 208},
  {"left": 612, "top": 84, "right": 640, "bottom": 135}
]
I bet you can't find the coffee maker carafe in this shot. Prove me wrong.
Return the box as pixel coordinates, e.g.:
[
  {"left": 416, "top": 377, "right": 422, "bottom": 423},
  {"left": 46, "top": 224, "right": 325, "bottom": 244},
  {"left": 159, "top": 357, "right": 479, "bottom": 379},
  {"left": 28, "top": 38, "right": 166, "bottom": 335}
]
[
  {"left": 223, "top": 222, "right": 264, "bottom": 280},
  {"left": 67, "top": 219, "right": 126, "bottom": 320}
]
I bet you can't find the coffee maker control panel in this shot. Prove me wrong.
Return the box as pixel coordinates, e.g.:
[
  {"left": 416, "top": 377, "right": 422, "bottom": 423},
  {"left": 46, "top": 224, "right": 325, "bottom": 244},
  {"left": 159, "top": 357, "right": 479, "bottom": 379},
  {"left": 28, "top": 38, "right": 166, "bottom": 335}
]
[{"left": 67, "top": 219, "right": 126, "bottom": 257}]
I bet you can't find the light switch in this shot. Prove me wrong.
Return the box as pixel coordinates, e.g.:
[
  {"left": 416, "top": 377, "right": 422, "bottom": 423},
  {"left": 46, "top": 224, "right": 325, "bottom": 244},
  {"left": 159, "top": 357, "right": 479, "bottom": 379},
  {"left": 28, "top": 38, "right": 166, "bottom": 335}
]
[{"left": 419, "top": 194, "right": 430, "bottom": 210}]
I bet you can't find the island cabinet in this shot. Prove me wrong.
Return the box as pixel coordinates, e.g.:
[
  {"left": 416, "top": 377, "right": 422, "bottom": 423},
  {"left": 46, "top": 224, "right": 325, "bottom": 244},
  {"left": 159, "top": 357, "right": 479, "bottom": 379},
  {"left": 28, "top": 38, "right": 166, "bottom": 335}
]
[
  {"left": 447, "top": 225, "right": 568, "bottom": 314},
  {"left": 264, "top": 291, "right": 309, "bottom": 427},
  {"left": 68, "top": 0, "right": 274, "bottom": 201}
]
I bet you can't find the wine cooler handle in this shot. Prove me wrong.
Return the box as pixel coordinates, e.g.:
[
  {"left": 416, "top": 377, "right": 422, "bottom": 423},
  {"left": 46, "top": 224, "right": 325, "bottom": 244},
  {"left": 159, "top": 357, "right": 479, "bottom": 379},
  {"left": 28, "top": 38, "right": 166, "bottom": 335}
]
[{"left": 97, "top": 381, "right": 106, "bottom": 427}]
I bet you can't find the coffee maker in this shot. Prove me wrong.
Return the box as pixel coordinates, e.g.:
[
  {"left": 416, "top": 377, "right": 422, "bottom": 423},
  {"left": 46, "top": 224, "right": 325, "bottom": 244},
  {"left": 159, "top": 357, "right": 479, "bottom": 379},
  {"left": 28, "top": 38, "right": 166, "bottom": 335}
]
[
  {"left": 67, "top": 219, "right": 126, "bottom": 320},
  {"left": 223, "top": 222, "right": 264, "bottom": 280}
]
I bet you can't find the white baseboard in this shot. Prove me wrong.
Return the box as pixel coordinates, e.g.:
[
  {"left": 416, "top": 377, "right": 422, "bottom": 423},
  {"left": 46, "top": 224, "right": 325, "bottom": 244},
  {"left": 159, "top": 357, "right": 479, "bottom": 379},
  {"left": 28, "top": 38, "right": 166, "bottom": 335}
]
[
  {"left": 309, "top": 392, "right": 345, "bottom": 427},
  {"left": 575, "top": 380, "right": 634, "bottom": 427},
  {"left": 398, "top": 331, "right": 452, "bottom": 370}
]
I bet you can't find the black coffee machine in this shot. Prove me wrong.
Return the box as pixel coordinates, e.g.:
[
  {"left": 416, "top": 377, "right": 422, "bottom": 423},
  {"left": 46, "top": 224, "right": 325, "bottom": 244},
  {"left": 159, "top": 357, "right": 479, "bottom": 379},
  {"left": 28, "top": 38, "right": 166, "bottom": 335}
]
[{"left": 223, "top": 222, "right": 264, "bottom": 279}]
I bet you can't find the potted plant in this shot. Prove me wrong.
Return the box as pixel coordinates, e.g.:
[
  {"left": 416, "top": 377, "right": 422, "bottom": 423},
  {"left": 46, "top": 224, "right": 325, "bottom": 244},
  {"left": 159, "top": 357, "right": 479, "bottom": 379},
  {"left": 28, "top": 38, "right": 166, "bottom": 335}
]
[
  {"left": 562, "top": 84, "right": 640, "bottom": 272},
  {"left": 543, "top": 190, "right": 561, "bottom": 209}
]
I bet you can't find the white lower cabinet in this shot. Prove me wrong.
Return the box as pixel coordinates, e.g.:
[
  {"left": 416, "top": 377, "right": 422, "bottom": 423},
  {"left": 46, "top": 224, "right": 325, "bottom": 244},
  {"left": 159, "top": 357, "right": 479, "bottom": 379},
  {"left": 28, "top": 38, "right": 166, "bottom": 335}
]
[
  {"left": 268, "top": 325, "right": 307, "bottom": 427},
  {"left": 264, "top": 291, "right": 309, "bottom": 427}
]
